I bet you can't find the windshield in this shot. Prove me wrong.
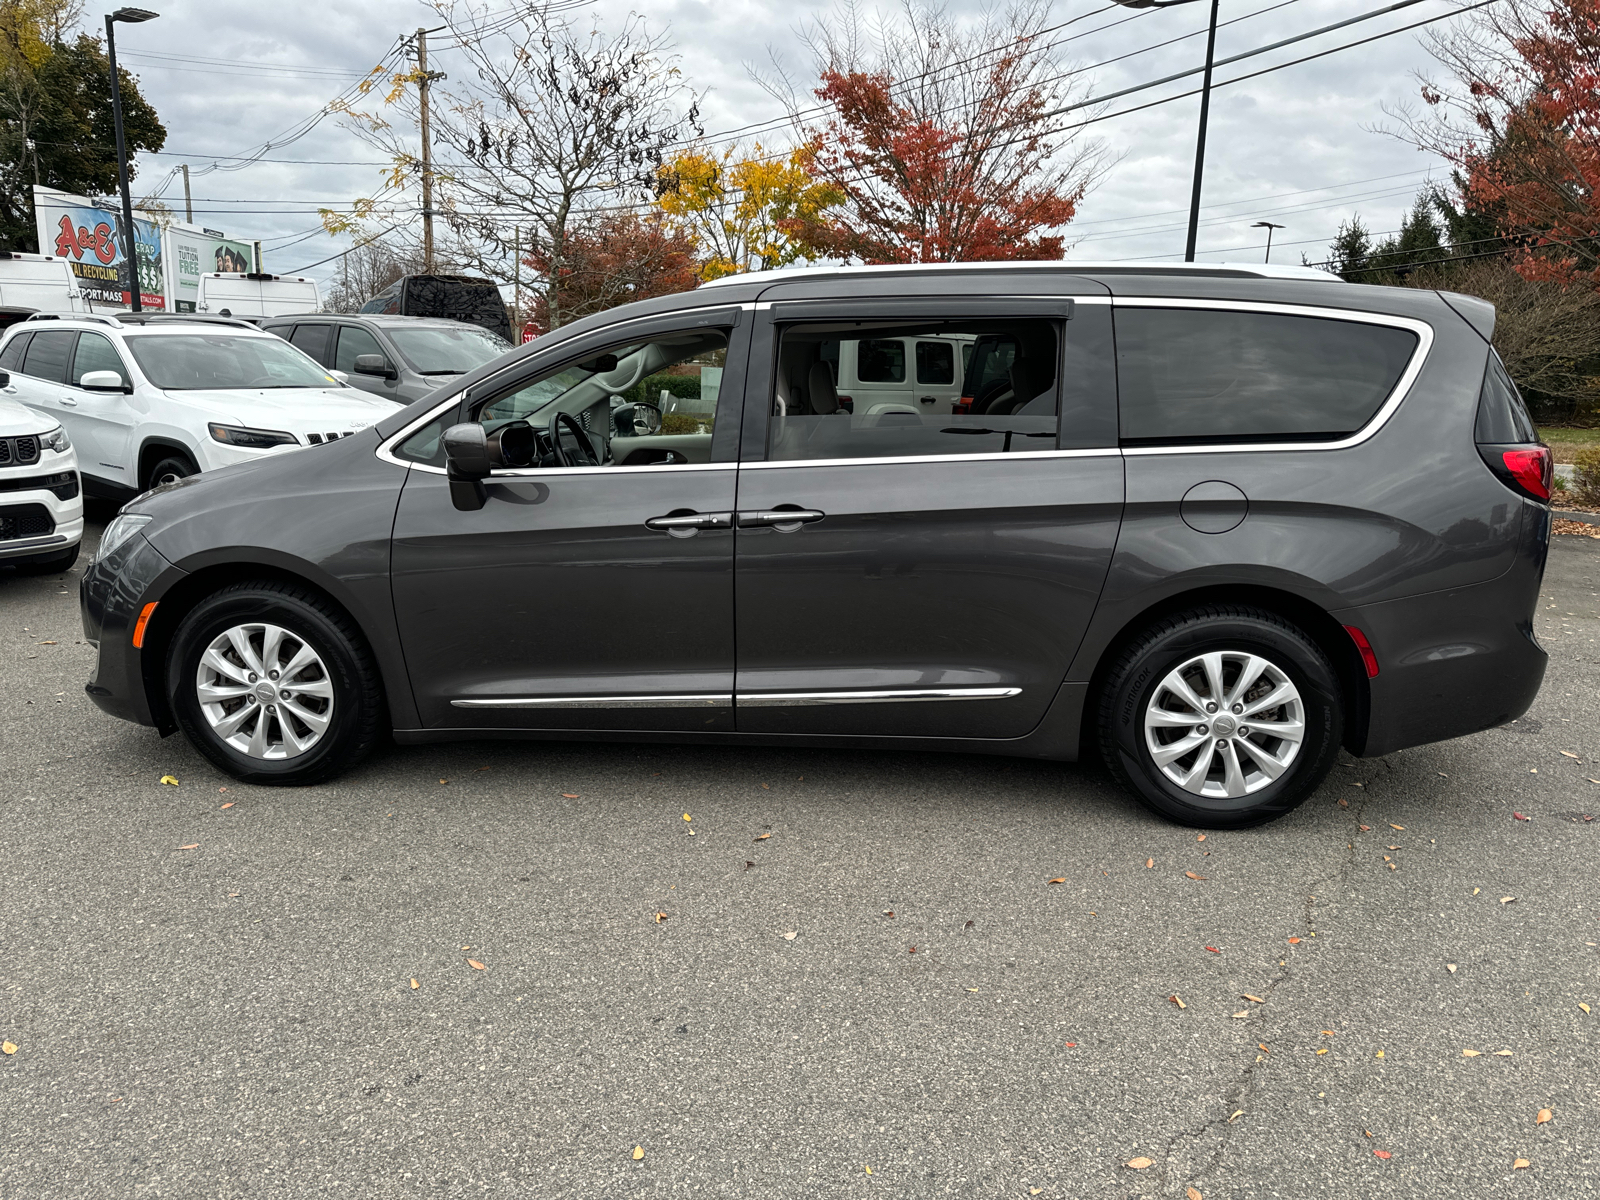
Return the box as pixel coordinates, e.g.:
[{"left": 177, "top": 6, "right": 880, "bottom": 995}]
[
  {"left": 388, "top": 325, "right": 510, "bottom": 375},
  {"left": 126, "top": 333, "right": 338, "bottom": 390}
]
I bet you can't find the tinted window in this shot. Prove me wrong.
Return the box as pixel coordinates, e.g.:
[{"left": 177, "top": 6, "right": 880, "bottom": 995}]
[
  {"left": 857, "top": 339, "right": 905, "bottom": 383},
  {"left": 1116, "top": 309, "right": 1418, "bottom": 443},
  {"left": 72, "top": 332, "right": 127, "bottom": 386},
  {"left": 289, "top": 323, "right": 332, "bottom": 364},
  {"left": 772, "top": 319, "right": 1058, "bottom": 462},
  {"left": 334, "top": 324, "right": 386, "bottom": 373},
  {"left": 0, "top": 331, "right": 30, "bottom": 371},
  {"left": 1474, "top": 353, "right": 1537, "bottom": 444},
  {"left": 21, "top": 330, "right": 74, "bottom": 384},
  {"left": 916, "top": 340, "right": 955, "bottom": 385}
]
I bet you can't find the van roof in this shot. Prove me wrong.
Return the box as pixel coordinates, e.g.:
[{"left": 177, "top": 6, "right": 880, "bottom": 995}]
[{"left": 697, "top": 260, "right": 1340, "bottom": 288}]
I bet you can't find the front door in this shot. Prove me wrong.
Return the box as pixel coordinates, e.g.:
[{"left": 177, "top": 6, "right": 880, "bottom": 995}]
[
  {"left": 389, "top": 309, "right": 747, "bottom": 732},
  {"left": 62, "top": 330, "right": 137, "bottom": 486},
  {"left": 734, "top": 298, "right": 1123, "bottom": 740}
]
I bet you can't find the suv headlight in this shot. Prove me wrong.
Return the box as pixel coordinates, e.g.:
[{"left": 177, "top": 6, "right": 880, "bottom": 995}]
[
  {"left": 209, "top": 423, "right": 298, "bottom": 448},
  {"left": 41, "top": 426, "right": 70, "bottom": 453},
  {"left": 93, "top": 512, "right": 152, "bottom": 563}
]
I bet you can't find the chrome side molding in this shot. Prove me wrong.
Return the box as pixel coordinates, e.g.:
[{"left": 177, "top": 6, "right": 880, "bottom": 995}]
[
  {"left": 452, "top": 694, "right": 732, "bottom": 709},
  {"left": 736, "top": 687, "right": 1021, "bottom": 707}
]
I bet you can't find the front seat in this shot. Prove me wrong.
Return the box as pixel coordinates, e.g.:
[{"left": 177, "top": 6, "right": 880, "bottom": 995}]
[
  {"left": 989, "top": 355, "right": 1048, "bottom": 416},
  {"left": 807, "top": 361, "right": 840, "bottom": 415}
]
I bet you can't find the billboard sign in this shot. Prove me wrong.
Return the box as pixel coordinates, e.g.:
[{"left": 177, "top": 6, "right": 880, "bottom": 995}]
[
  {"left": 33, "top": 186, "right": 164, "bottom": 309},
  {"left": 166, "top": 224, "right": 255, "bottom": 312}
]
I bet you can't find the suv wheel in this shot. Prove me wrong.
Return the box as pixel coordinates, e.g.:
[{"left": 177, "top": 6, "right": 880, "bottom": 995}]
[
  {"left": 167, "top": 581, "right": 384, "bottom": 785},
  {"left": 146, "top": 452, "right": 197, "bottom": 490},
  {"left": 1098, "top": 606, "right": 1342, "bottom": 829}
]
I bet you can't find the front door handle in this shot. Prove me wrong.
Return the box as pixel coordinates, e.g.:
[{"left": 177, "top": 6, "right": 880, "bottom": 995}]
[
  {"left": 59, "top": 396, "right": 78, "bottom": 406},
  {"left": 737, "top": 508, "right": 825, "bottom": 532},
  {"left": 645, "top": 510, "right": 732, "bottom": 537}
]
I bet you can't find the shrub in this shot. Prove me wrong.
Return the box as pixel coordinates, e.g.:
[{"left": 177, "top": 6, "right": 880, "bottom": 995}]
[{"left": 1574, "top": 446, "right": 1600, "bottom": 508}]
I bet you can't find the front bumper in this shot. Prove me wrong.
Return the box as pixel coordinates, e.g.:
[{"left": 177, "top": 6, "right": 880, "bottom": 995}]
[
  {"left": 81, "top": 532, "right": 183, "bottom": 728},
  {"left": 0, "top": 462, "right": 83, "bottom": 559}
]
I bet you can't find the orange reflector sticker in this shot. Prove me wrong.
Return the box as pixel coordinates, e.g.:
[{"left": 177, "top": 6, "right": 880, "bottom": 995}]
[{"left": 132, "top": 601, "right": 158, "bottom": 649}]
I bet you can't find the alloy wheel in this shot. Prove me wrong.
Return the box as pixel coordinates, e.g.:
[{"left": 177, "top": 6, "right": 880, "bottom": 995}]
[{"left": 193, "top": 622, "right": 335, "bottom": 759}]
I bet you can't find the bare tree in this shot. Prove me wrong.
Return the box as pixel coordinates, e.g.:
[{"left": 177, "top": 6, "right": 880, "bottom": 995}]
[
  {"left": 323, "top": 238, "right": 426, "bottom": 313},
  {"left": 332, "top": 1, "right": 701, "bottom": 330}
]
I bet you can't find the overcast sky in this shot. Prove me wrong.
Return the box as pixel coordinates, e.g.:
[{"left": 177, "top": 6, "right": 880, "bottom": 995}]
[{"left": 103, "top": 0, "right": 1467, "bottom": 293}]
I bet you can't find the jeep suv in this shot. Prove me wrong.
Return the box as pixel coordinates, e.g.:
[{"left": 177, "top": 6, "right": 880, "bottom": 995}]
[{"left": 77, "top": 262, "right": 1551, "bottom": 828}]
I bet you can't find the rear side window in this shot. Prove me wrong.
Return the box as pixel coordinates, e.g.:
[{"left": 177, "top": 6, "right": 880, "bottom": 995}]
[
  {"left": 21, "top": 329, "right": 75, "bottom": 384},
  {"left": 915, "top": 340, "right": 955, "bottom": 385},
  {"left": 1473, "top": 353, "right": 1537, "bottom": 444},
  {"left": 0, "top": 332, "right": 30, "bottom": 371},
  {"left": 1116, "top": 309, "right": 1419, "bottom": 444}
]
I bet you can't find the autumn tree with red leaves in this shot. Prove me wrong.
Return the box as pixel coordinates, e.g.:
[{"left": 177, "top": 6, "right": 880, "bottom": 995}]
[
  {"left": 521, "top": 212, "right": 698, "bottom": 335},
  {"left": 1394, "top": 0, "right": 1600, "bottom": 284},
  {"left": 761, "top": 1, "right": 1106, "bottom": 264}
]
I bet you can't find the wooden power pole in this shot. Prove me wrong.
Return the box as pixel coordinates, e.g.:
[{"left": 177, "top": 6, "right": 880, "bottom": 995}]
[
  {"left": 416, "top": 27, "right": 439, "bottom": 273},
  {"left": 181, "top": 164, "right": 192, "bottom": 223}
]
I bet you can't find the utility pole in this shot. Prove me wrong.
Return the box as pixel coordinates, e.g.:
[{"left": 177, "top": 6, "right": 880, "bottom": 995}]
[
  {"left": 181, "top": 163, "right": 192, "bottom": 223},
  {"left": 1252, "top": 221, "right": 1285, "bottom": 263},
  {"left": 512, "top": 225, "right": 521, "bottom": 327},
  {"left": 416, "top": 27, "right": 439, "bottom": 273},
  {"left": 106, "top": 8, "right": 159, "bottom": 310},
  {"left": 1185, "top": 0, "right": 1221, "bottom": 263}
]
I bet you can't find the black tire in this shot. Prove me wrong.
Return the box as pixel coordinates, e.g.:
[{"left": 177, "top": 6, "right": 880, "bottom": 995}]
[
  {"left": 167, "top": 580, "right": 385, "bottom": 786},
  {"left": 1097, "top": 605, "right": 1342, "bottom": 829},
  {"left": 145, "top": 453, "right": 197, "bottom": 490},
  {"left": 13, "top": 543, "right": 80, "bottom": 575}
]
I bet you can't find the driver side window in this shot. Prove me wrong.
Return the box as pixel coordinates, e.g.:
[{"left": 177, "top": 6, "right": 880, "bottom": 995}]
[{"left": 473, "top": 328, "right": 730, "bottom": 469}]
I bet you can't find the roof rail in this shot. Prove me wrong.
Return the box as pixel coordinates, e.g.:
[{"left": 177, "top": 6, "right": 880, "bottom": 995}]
[
  {"left": 114, "top": 313, "right": 260, "bottom": 330},
  {"left": 697, "top": 259, "right": 1341, "bottom": 288},
  {"left": 24, "top": 311, "right": 122, "bottom": 327}
]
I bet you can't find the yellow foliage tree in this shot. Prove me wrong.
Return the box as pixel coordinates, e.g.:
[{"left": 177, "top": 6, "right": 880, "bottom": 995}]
[{"left": 656, "top": 144, "right": 841, "bottom": 280}]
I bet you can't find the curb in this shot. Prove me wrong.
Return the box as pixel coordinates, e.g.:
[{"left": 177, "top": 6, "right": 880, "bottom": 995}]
[{"left": 1553, "top": 509, "right": 1600, "bottom": 528}]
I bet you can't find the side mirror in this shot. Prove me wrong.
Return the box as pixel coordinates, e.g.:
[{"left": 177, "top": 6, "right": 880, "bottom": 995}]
[
  {"left": 612, "top": 401, "right": 662, "bottom": 438},
  {"left": 353, "top": 353, "right": 397, "bottom": 380},
  {"left": 80, "top": 370, "right": 127, "bottom": 393},
  {"left": 443, "top": 423, "right": 491, "bottom": 511},
  {"left": 328, "top": 370, "right": 350, "bottom": 384},
  {"left": 0, "top": 370, "right": 9, "bottom": 388}
]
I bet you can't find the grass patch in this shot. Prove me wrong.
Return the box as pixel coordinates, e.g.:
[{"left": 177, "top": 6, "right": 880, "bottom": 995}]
[{"left": 1538, "top": 426, "right": 1600, "bottom": 464}]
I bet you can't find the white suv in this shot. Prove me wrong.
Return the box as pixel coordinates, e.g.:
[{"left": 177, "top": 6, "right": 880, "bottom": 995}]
[
  {"left": 0, "top": 371, "right": 81, "bottom": 573},
  {"left": 0, "top": 313, "right": 405, "bottom": 495}
]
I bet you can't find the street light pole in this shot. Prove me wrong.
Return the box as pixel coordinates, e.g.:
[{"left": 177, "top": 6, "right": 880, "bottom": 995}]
[
  {"left": 105, "top": 8, "right": 158, "bottom": 312},
  {"left": 1252, "top": 220, "right": 1285, "bottom": 262}
]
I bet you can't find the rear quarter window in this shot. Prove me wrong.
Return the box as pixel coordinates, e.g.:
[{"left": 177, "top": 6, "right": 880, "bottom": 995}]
[
  {"left": 1473, "top": 353, "right": 1537, "bottom": 444},
  {"left": 0, "top": 331, "right": 30, "bottom": 371},
  {"left": 1115, "top": 308, "right": 1419, "bottom": 444}
]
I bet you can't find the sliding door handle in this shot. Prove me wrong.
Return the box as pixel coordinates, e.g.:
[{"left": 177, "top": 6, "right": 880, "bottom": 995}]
[
  {"left": 645, "top": 510, "right": 732, "bottom": 537},
  {"left": 736, "top": 508, "right": 825, "bottom": 532}
]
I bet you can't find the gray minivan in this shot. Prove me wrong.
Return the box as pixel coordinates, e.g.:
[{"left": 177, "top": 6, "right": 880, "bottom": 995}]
[
  {"left": 80, "top": 261, "right": 1552, "bottom": 828},
  {"left": 260, "top": 314, "right": 509, "bottom": 405}
]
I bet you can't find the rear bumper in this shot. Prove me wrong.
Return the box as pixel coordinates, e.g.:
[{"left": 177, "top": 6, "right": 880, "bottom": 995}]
[
  {"left": 81, "top": 533, "right": 183, "bottom": 728},
  {"left": 1338, "top": 508, "right": 1547, "bottom": 757}
]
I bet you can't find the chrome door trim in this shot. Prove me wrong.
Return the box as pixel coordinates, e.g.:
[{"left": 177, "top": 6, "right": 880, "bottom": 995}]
[
  {"left": 1111, "top": 298, "right": 1434, "bottom": 456},
  {"left": 452, "top": 693, "right": 732, "bottom": 710},
  {"left": 735, "top": 687, "right": 1022, "bottom": 707},
  {"left": 744, "top": 448, "right": 1120, "bottom": 471}
]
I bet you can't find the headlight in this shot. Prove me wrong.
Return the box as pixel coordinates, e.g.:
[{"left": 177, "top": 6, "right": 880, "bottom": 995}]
[
  {"left": 40, "top": 426, "right": 70, "bottom": 453},
  {"left": 93, "top": 512, "right": 152, "bottom": 563},
  {"left": 208, "top": 423, "right": 298, "bottom": 448}
]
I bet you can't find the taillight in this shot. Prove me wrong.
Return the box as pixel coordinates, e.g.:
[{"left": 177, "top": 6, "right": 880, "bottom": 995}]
[
  {"left": 1501, "top": 447, "right": 1551, "bottom": 501},
  {"left": 1342, "top": 625, "right": 1379, "bottom": 678},
  {"left": 954, "top": 397, "right": 973, "bottom": 414}
]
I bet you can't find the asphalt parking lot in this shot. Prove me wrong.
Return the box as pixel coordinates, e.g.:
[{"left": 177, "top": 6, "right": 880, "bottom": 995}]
[{"left": 2, "top": 509, "right": 1597, "bottom": 1199}]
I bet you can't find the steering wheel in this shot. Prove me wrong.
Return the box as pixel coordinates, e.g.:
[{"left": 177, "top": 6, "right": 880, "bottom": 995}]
[{"left": 548, "top": 411, "right": 600, "bottom": 467}]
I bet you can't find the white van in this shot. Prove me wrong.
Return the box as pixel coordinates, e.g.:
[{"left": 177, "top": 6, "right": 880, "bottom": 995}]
[
  {"left": 0, "top": 253, "right": 87, "bottom": 330},
  {"left": 197, "top": 272, "right": 320, "bottom": 320},
  {"left": 822, "top": 333, "right": 975, "bottom": 417}
]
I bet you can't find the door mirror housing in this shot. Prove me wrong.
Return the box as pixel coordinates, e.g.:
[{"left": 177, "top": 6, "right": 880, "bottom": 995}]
[
  {"left": 443, "top": 422, "right": 491, "bottom": 511},
  {"left": 80, "top": 370, "right": 128, "bottom": 393},
  {"left": 0, "top": 370, "right": 8, "bottom": 388},
  {"left": 328, "top": 370, "right": 350, "bottom": 384},
  {"left": 612, "top": 401, "right": 662, "bottom": 438},
  {"left": 353, "top": 353, "right": 397, "bottom": 380}
]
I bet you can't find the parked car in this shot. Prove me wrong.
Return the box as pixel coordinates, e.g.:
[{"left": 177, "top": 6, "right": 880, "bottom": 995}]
[
  {"left": 197, "top": 272, "right": 320, "bottom": 321},
  {"left": 0, "top": 251, "right": 88, "bottom": 332},
  {"left": 357, "top": 274, "right": 513, "bottom": 343},
  {"left": 0, "top": 371, "right": 81, "bottom": 573},
  {"left": 0, "top": 312, "right": 402, "bottom": 497},
  {"left": 78, "top": 261, "right": 1551, "bottom": 828},
  {"left": 807, "top": 331, "right": 974, "bottom": 417},
  {"left": 258, "top": 314, "right": 511, "bottom": 405}
]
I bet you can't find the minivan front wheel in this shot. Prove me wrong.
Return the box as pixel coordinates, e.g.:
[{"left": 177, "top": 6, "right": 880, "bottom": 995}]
[
  {"left": 168, "top": 581, "right": 384, "bottom": 785},
  {"left": 1098, "top": 606, "right": 1342, "bottom": 828}
]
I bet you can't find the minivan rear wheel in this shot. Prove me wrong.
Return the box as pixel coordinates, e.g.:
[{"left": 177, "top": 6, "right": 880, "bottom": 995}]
[
  {"left": 167, "top": 581, "right": 384, "bottom": 785},
  {"left": 1098, "top": 606, "right": 1342, "bottom": 829}
]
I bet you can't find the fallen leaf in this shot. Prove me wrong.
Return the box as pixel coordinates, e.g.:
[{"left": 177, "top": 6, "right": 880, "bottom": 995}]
[
  {"left": 219, "top": 802, "right": 234, "bottom": 810},
  {"left": 1473, "top": 887, "right": 1481, "bottom": 895},
  {"left": 159, "top": 775, "right": 179, "bottom": 786},
  {"left": 1530, "top": 768, "right": 1538, "bottom": 774},
  {"left": 1185, "top": 871, "right": 1206, "bottom": 881},
  {"left": 1513, "top": 1158, "right": 1530, "bottom": 1169},
  {"left": 1317, "top": 1047, "right": 1329, "bottom": 1055},
  {"left": 177, "top": 843, "right": 199, "bottom": 851},
  {"left": 782, "top": 931, "right": 797, "bottom": 941},
  {"left": 1376, "top": 1050, "right": 1384, "bottom": 1058},
  {"left": 467, "top": 959, "right": 485, "bottom": 970},
  {"left": 1562, "top": 751, "right": 1580, "bottom": 759},
  {"left": 562, "top": 793, "right": 579, "bottom": 799},
  {"left": 964, "top": 920, "right": 974, "bottom": 929},
  {"left": 1495, "top": 1050, "right": 1513, "bottom": 1056},
  {"left": 1126, "top": 1157, "right": 1154, "bottom": 1170},
  {"left": 1580, "top": 1003, "right": 1592, "bottom": 1014},
  {"left": 1258, "top": 1043, "right": 1270, "bottom": 1053},
  {"left": 1197, "top": 834, "right": 1206, "bottom": 842},
  {"left": 1032, "top": 1190, "right": 1042, "bottom": 1196},
  {"left": 1374, "top": 1150, "right": 1391, "bottom": 1160},
  {"left": 1462, "top": 1049, "right": 1481, "bottom": 1057},
  {"left": 1232, "top": 1011, "right": 1249, "bottom": 1018},
  {"left": 1188, "top": 1189, "right": 1203, "bottom": 1200},
  {"left": 38, "top": 640, "right": 55, "bottom": 645},
  {"left": 1321, "top": 1030, "right": 1336, "bottom": 1036},
  {"left": 681, "top": 812, "right": 691, "bottom": 821},
  {"left": 1, "top": 1041, "right": 15, "bottom": 1055},
  {"left": 1338, "top": 798, "right": 1349, "bottom": 808},
  {"left": 744, "top": 861, "right": 755, "bottom": 870},
  {"left": 1288, "top": 937, "right": 1302, "bottom": 944},
  {"left": 1145, "top": 858, "right": 1154, "bottom": 869},
  {"left": 1168, "top": 994, "right": 1186, "bottom": 1009},
  {"left": 1204, "top": 946, "right": 1220, "bottom": 954},
  {"left": 761, "top": 783, "right": 769, "bottom": 790},
  {"left": 1359, "top": 824, "right": 1372, "bottom": 831},
  {"left": 883, "top": 910, "right": 894, "bottom": 918},
  {"left": 410, "top": 978, "right": 419, "bottom": 990},
  {"left": 439, "top": 779, "right": 449, "bottom": 784},
  {"left": 1242, "top": 994, "right": 1266, "bottom": 1003},
  {"left": 864, "top": 1165, "right": 872, "bottom": 1175},
  {"left": 632, "top": 1146, "right": 644, "bottom": 1161},
  {"left": 1537, "top": 1108, "right": 1552, "bottom": 1124},
  {"left": 1228, "top": 1110, "right": 1243, "bottom": 1123},
  {"left": 908, "top": 945, "right": 917, "bottom": 954},
  {"left": 1389, "top": 824, "right": 1405, "bottom": 831},
  {"left": 1500, "top": 896, "right": 1516, "bottom": 904},
  {"left": 654, "top": 912, "right": 668, "bottom": 923},
  {"left": 1064, "top": 1041, "right": 1076, "bottom": 1047},
  {"left": 1514, "top": 812, "right": 1529, "bottom": 821},
  {"left": 753, "top": 833, "right": 771, "bottom": 842},
  {"left": 1447, "top": 963, "right": 1457, "bottom": 973},
  {"left": 1047, "top": 877, "right": 1066, "bottom": 885}
]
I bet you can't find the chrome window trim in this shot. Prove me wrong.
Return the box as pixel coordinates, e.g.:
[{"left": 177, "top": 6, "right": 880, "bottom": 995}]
[
  {"left": 453, "top": 693, "right": 731, "bottom": 710},
  {"left": 736, "top": 687, "right": 1022, "bottom": 707},
  {"left": 754, "top": 294, "right": 1110, "bottom": 311},
  {"left": 1112, "top": 298, "right": 1434, "bottom": 456},
  {"left": 744, "top": 448, "right": 1119, "bottom": 471}
]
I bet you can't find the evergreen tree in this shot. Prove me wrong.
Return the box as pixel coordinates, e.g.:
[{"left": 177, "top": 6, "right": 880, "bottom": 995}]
[{"left": 1325, "top": 216, "right": 1373, "bottom": 281}]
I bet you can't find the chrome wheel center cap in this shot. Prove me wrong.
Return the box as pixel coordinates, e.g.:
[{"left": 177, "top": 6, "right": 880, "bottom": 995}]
[
  {"left": 1212, "top": 714, "right": 1236, "bottom": 735},
  {"left": 254, "top": 682, "right": 277, "bottom": 703}
]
